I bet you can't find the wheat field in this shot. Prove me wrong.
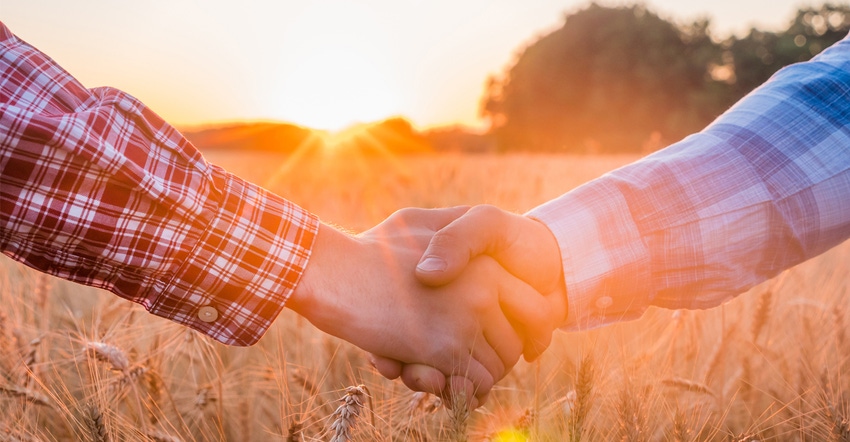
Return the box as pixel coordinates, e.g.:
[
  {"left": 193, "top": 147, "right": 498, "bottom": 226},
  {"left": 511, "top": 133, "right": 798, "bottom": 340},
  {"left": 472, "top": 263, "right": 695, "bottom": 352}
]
[{"left": 1, "top": 150, "right": 847, "bottom": 441}]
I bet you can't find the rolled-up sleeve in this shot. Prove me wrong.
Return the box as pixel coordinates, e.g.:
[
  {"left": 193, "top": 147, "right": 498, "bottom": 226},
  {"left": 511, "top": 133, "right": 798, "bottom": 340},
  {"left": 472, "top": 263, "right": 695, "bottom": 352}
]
[
  {"left": 528, "top": 32, "right": 850, "bottom": 331},
  {"left": 0, "top": 22, "right": 318, "bottom": 346}
]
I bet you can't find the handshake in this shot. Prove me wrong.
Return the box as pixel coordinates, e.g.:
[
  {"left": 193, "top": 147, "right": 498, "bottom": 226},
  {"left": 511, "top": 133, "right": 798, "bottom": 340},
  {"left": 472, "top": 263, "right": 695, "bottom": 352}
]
[{"left": 287, "top": 205, "right": 569, "bottom": 409}]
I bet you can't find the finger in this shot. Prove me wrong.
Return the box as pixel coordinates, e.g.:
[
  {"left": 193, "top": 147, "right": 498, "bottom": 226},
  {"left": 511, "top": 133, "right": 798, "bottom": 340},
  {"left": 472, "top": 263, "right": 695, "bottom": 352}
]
[
  {"left": 479, "top": 261, "right": 541, "bottom": 374},
  {"left": 476, "top": 390, "right": 490, "bottom": 408},
  {"left": 523, "top": 331, "right": 553, "bottom": 362},
  {"left": 397, "top": 351, "right": 495, "bottom": 401},
  {"left": 499, "top": 286, "right": 555, "bottom": 362},
  {"left": 437, "top": 356, "right": 494, "bottom": 403},
  {"left": 399, "top": 363, "right": 446, "bottom": 395},
  {"left": 392, "top": 206, "right": 471, "bottom": 232},
  {"left": 369, "top": 354, "right": 403, "bottom": 380},
  {"left": 416, "top": 205, "right": 511, "bottom": 286}
]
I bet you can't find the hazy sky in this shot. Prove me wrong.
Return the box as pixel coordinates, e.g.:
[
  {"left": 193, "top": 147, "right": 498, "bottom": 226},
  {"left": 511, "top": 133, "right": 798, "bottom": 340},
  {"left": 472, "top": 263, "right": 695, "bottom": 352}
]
[{"left": 2, "top": 0, "right": 822, "bottom": 130}]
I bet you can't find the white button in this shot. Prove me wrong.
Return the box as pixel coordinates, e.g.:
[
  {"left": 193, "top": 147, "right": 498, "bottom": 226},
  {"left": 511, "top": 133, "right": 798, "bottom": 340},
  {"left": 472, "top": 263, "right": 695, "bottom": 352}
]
[
  {"left": 595, "top": 296, "right": 613, "bottom": 309},
  {"left": 198, "top": 306, "right": 219, "bottom": 323}
]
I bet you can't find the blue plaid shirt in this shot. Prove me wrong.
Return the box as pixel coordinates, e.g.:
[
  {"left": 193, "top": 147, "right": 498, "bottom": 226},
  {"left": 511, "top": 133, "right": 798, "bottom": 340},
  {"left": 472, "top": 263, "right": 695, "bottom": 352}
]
[{"left": 530, "top": 32, "right": 850, "bottom": 330}]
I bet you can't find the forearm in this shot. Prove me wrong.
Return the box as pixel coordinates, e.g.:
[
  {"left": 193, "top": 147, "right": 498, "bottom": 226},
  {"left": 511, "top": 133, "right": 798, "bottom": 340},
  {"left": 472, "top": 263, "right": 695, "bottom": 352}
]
[
  {"left": 0, "top": 24, "right": 318, "bottom": 345},
  {"left": 529, "top": 33, "right": 850, "bottom": 330}
]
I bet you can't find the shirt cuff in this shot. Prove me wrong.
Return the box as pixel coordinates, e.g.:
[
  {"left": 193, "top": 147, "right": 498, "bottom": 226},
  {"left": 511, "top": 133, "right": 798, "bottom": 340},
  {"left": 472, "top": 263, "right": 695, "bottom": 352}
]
[
  {"left": 527, "top": 178, "right": 653, "bottom": 331},
  {"left": 149, "top": 169, "right": 318, "bottom": 346}
]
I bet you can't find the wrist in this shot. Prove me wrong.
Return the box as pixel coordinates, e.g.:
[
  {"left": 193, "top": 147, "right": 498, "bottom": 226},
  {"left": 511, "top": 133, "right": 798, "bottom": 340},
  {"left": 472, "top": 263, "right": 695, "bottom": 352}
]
[
  {"left": 528, "top": 217, "right": 569, "bottom": 324},
  {"left": 288, "top": 223, "right": 362, "bottom": 336}
]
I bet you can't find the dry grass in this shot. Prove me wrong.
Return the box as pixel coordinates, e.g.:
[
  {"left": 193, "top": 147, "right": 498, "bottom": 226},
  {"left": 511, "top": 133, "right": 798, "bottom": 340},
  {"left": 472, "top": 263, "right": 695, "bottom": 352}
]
[{"left": 1, "top": 150, "right": 848, "bottom": 441}]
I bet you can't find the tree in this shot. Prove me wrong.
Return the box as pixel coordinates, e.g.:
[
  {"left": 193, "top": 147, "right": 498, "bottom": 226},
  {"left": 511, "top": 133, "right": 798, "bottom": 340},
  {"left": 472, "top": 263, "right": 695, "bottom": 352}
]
[
  {"left": 727, "top": 4, "right": 850, "bottom": 97},
  {"left": 481, "top": 3, "right": 850, "bottom": 153},
  {"left": 482, "top": 4, "right": 725, "bottom": 152}
]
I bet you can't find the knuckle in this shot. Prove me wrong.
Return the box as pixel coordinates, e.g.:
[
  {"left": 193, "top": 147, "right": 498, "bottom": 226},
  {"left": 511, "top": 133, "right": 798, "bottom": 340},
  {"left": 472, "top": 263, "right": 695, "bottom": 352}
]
[
  {"left": 392, "top": 207, "right": 420, "bottom": 221},
  {"left": 468, "top": 204, "right": 500, "bottom": 220},
  {"left": 429, "top": 229, "right": 461, "bottom": 249}
]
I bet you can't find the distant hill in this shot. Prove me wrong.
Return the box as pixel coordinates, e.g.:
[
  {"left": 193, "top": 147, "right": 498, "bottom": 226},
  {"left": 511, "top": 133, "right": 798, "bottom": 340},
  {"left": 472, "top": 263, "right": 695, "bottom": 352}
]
[
  {"left": 181, "top": 118, "right": 494, "bottom": 154},
  {"left": 182, "top": 121, "right": 315, "bottom": 153}
]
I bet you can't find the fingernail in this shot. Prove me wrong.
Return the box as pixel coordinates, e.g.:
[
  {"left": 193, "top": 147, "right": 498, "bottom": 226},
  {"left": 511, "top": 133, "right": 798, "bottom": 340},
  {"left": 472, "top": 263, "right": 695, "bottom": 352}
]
[{"left": 417, "top": 256, "right": 447, "bottom": 272}]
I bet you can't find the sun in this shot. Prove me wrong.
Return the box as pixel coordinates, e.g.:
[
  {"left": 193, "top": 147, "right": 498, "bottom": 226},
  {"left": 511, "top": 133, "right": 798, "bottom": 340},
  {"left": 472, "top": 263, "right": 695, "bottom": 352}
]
[
  {"left": 270, "top": 2, "right": 402, "bottom": 131},
  {"left": 276, "top": 48, "right": 398, "bottom": 131}
]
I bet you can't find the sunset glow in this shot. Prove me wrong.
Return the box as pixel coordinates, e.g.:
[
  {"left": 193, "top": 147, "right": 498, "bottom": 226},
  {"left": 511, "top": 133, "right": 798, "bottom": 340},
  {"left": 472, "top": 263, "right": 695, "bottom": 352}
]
[
  {"left": 274, "top": 44, "right": 400, "bottom": 131},
  {"left": 3, "top": 0, "right": 814, "bottom": 130},
  {"left": 269, "top": 1, "right": 403, "bottom": 130}
]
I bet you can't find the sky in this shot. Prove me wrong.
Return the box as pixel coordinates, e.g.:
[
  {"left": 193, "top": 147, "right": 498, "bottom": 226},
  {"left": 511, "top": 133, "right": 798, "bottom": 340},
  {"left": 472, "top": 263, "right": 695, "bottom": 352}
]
[{"left": 2, "top": 0, "right": 820, "bottom": 131}]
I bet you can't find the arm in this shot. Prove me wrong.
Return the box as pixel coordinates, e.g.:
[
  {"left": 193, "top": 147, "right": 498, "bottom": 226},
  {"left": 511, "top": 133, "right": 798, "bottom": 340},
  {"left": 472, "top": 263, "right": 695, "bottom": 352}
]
[
  {"left": 0, "top": 22, "right": 316, "bottom": 346},
  {"left": 0, "top": 22, "right": 534, "bottom": 407},
  {"left": 416, "top": 32, "right": 850, "bottom": 340},
  {"left": 534, "top": 32, "right": 850, "bottom": 331}
]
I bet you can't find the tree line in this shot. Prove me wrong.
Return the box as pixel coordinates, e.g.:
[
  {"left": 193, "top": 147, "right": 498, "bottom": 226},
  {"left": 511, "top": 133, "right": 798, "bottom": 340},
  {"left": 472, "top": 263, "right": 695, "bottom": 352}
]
[{"left": 480, "top": 3, "right": 850, "bottom": 153}]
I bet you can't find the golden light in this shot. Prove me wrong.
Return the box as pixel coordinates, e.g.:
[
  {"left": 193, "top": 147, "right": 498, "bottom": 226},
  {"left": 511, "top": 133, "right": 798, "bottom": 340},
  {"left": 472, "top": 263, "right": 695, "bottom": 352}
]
[
  {"left": 318, "top": 123, "right": 374, "bottom": 152},
  {"left": 276, "top": 47, "right": 400, "bottom": 131},
  {"left": 271, "top": 1, "right": 402, "bottom": 131},
  {"left": 490, "top": 429, "right": 529, "bottom": 442}
]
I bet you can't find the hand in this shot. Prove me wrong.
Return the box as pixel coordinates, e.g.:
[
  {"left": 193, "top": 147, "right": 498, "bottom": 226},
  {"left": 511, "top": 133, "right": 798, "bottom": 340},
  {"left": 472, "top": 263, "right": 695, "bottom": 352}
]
[
  {"left": 286, "top": 207, "right": 547, "bottom": 408},
  {"left": 370, "top": 205, "right": 568, "bottom": 396},
  {"left": 417, "top": 204, "right": 568, "bottom": 358}
]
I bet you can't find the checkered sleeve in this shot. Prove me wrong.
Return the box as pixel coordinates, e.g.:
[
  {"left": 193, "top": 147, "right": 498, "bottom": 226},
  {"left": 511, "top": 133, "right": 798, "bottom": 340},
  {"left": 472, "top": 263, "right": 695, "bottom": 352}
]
[
  {"left": 0, "top": 22, "right": 318, "bottom": 346},
  {"left": 528, "top": 32, "right": 850, "bottom": 331}
]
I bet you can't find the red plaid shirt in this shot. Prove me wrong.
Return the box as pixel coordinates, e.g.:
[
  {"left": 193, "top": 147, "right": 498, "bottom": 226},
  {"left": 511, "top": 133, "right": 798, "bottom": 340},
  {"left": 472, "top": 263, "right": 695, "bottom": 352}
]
[{"left": 0, "top": 22, "right": 318, "bottom": 346}]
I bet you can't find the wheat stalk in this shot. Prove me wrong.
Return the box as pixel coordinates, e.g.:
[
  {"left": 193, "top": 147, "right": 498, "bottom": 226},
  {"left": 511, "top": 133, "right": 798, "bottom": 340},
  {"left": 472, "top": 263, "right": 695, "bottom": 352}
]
[
  {"left": 820, "top": 372, "right": 850, "bottom": 442},
  {"left": 83, "top": 342, "right": 129, "bottom": 373},
  {"left": 286, "top": 420, "right": 303, "bottom": 442},
  {"left": 399, "top": 426, "right": 428, "bottom": 442},
  {"left": 514, "top": 408, "right": 535, "bottom": 436},
  {"left": 84, "top": 403, "right": 110, "bottom": 442},
  {"left": 19, "top": 336, "right": 41, "bottom": 388},
  {"left": 291, "top": 368, "right": 318, "bottom": 396},
  {"left": 329, "top": 384, "right": 368, "bottom": 442},
  {"left": 292, "top": 367, "right": 333, "bottom": 416},
  {"left": 568, "top": 353, "right": 595, "bottom": 442},
  {"left": 670, "top": 407, "right": 691, "bottom": 442},
  {"left": 447, "top": 389, "right": 469, "bottom": 442},
  {"left": 195, "top": 384, "right": 216, "bottom": 412},
  {"left": 402, "top": 391, "right": 440, "bottom": 442},
  {"left": 750, "top": 290, "right": 773, "bottom": 343},
  {"left": 144, "top": 430, "right": 182, "bottom": 442},
  {"left": 662, "top": 378, "right": 716, "bottom": 398},
  {"left": 0, "top": 311, "right": 16, "bottom": 374},
  {"left": 834, "top": 305, "right": 847, "bottom": 350},
  {"left": 0, "top": 385, "right": 52, "bottom": 408},
  {"left": 703, "top": 324, "right": 737, "bottom": 385},
  {"left": 617, "top": 383, "right": 650, "bottom": 442},
  {"left": 408, "top": 391, "right": 430, "bottom": 414},
  {"left": 0, "top": 425, "right": 44, "bottom": 442}
]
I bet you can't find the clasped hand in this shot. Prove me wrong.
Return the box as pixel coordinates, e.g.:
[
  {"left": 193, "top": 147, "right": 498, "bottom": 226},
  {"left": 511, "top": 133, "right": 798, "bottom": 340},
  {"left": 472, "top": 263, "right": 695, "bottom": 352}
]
[{"left": 288, "top": 206, "right": 567, "bottom": 408}]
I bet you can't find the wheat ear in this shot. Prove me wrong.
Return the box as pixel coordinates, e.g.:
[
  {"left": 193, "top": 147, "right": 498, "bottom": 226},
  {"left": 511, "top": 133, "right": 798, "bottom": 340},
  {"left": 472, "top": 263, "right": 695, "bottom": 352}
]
[
  {"left": 568, "top": 353, "right": 595, "bottom": 442},
  {"left": 0, "top": 385, "right": 52, "bottom": 408},
  {"left": 750, "top": 289, "right": 772, "bottom": 342},
  {"left": 83, "top": 342, "right": 129, "bottom": 373},
  {"left": 84, "top": 403, "right": 110, "bottom": 442},
  {"left": 329, "top": 384, "right": 368, "bottom": 442}
]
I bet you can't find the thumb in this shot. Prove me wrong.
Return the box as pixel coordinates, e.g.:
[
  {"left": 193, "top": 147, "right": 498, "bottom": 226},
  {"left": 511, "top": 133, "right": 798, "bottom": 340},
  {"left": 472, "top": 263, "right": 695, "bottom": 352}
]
[{"left": 415, "top": 205, "right": 508, "bottom": 286}]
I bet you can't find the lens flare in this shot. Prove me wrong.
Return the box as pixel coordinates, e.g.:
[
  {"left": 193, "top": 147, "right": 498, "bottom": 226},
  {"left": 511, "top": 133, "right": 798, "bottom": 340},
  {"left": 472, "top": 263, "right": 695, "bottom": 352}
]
[{"left": 491, "top": 429, "right": 529, "bottom": 442}]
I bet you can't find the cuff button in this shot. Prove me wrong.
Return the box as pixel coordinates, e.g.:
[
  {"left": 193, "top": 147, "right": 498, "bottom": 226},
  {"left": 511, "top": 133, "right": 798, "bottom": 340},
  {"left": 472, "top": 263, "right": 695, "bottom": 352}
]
[{"left": 198, "top": 305, "right": 219, "bottom": 323}]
